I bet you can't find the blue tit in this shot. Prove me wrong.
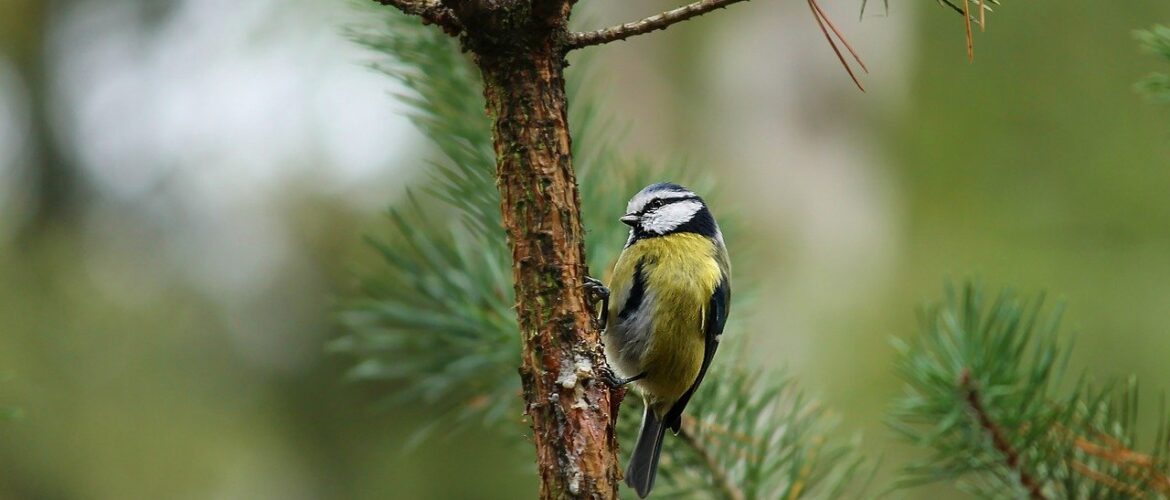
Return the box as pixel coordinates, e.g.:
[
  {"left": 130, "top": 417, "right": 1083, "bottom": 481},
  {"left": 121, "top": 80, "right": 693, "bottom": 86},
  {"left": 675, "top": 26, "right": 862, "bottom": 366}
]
[{"left": 600, "top": 182, "right": 731, "bottom": 498}]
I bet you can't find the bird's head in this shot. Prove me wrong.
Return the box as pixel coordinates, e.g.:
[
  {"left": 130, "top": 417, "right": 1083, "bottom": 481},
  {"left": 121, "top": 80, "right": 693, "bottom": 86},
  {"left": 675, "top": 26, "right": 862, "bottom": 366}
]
[{"left": 622, "top": 182, "right": 720, "bottom": 243}]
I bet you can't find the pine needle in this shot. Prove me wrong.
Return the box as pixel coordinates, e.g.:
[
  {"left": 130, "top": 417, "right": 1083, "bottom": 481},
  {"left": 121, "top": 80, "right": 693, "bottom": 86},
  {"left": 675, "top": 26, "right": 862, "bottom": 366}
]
[
  {"left": 807, "top": 0, "right": 867, "bottom": 91},
  {"left": 963, "top": 0, "right": 974, "bottom": 61},
  {"left": 979, "top": 0, "right": 986, "bottom": 32}
]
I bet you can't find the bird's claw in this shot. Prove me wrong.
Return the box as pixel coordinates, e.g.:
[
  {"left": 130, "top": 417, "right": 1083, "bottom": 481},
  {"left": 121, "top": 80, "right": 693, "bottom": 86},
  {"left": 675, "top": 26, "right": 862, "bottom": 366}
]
[
  {"left": 597, "top": 365, "right": 645, "bottom": 389},
  {"left": 583, "top": 276, "right": 610, "bottom": 330},
  {"left": 583, "top": 276, "right": 610, "bottom": 301}
]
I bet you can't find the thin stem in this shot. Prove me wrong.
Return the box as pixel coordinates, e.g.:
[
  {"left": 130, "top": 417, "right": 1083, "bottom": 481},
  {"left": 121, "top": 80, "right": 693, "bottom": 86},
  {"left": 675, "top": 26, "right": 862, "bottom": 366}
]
[
  {"left": 679, "top": 418, "right": 746, "bottom": 500},
  {"left": 566, "top": 0, "right": 752, "bottom": 50},
  {"left": 959, "top": 368, "right": 1047, "bottom": 500}
]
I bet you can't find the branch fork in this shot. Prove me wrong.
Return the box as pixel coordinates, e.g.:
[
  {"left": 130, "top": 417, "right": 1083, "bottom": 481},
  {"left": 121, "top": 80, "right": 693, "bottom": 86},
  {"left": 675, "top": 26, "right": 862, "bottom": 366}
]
[{"left": 374, "top": 0, "right": 463, "bottom": 35}]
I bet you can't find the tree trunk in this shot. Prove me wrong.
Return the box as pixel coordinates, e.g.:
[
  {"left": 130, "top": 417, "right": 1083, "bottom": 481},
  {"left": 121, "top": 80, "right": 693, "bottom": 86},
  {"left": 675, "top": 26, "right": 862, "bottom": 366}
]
[{"left": 453, "top": 1, "right": 621, "bottom": 498}]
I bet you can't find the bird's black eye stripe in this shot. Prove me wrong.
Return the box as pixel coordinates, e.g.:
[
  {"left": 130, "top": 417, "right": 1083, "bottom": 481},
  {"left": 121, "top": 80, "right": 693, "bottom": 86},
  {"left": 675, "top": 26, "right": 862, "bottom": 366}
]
[{"left": 642, "top": 195, "right": 698, "bottom": 213}]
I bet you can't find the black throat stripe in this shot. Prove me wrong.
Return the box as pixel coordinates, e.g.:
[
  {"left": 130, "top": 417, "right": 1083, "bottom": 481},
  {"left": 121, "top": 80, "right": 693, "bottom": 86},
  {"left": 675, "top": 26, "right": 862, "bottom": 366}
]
[{"left": 618, "top": 259, "right": 646, "bottom": 321}]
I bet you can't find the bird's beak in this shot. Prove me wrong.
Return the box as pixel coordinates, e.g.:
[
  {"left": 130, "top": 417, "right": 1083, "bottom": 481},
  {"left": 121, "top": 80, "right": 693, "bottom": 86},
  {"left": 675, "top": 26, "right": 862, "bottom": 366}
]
[{"left": 620, "top": 214, "right": 639, "bottom": 227}]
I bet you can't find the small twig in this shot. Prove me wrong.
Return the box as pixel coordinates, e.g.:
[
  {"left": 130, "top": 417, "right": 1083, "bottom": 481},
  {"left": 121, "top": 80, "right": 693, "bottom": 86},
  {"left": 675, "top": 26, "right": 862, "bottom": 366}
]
[
  {"left": 959, "top": 368, "right": 1047, "bottom": 499},
  {"left": 679, "top": 418, "right": 747, "bottom": 500},
  {"left": 372, "top": 0, "right": 463, "bottom": 35},
  {"left": 566, "top": 0, "right": 752, "bottom": 50}
]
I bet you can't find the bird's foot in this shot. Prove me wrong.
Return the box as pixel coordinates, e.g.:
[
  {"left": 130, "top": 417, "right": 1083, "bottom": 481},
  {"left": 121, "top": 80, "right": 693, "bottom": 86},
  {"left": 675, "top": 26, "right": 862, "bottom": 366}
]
[
  {"left": 583, "top": 276, "right": 609, "bottom": 303},
  {"left": 583, "top": 276, "right": 610, "bottom": 329},
  {"left": 597, "top": 365, "right": 646, "bottom": 389}
]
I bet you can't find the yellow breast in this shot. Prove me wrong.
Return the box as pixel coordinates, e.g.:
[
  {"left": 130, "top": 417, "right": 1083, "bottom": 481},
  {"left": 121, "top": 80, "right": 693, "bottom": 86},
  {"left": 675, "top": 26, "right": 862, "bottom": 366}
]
[{"left": 607, "top": 233, "right": 722, "bottom": 408}]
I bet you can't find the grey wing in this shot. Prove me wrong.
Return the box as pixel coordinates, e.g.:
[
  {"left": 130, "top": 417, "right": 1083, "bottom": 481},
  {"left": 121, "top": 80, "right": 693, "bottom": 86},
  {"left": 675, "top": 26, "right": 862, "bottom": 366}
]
[{"left": 664, "top": 276, "right": 730, "bottom": 433}]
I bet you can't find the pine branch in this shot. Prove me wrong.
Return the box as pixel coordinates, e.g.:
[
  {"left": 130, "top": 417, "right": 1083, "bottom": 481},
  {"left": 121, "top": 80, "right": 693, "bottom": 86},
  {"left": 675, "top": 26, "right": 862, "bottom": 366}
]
[
  {"left": 335, "top": 11, "right": 517, "bottom": 437},
  {"left": 891, "top": 282, "right": 1170, "bottom": 499},
  {"left": 566, "top": 0, "right": 751, "bottom": 50}
]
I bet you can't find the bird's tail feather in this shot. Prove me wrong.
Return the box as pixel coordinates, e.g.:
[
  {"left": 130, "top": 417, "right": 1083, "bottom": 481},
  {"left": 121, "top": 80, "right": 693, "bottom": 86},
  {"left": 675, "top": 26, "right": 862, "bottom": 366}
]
[{"left": 626, "top": 406, "right": 667, "bottom": 498}]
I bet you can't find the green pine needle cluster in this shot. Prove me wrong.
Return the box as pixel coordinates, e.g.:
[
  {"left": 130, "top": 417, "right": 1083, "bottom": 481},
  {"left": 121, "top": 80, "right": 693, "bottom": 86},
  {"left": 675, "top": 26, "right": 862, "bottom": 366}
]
[
  {"left": 1136, "top": 25, "right": 1170, "bottom": 104},
  {"left": 890, "top": 283, "right": 1170, "bottom": 498},
  {"left": 334, "top": 5, "right": 870, "bottom": 498},
  {"left": 632, "top": 362, "right": 874, "bottom": 499},
  {"left": 332, "top": 10, "right": 516, "bottom": 440}
]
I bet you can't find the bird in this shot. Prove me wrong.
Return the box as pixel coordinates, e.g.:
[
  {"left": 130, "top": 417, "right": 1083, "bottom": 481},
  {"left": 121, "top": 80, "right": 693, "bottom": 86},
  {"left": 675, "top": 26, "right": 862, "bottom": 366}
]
[{"left": 585, "top": 182, "right": 731, "bottom": 498}]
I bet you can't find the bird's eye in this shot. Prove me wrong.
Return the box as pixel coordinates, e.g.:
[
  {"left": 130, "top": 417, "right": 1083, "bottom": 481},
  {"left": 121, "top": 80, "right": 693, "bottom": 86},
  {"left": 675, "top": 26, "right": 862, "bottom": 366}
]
[{"left": 647, "top": 199, "right": 665, "bottom": 210}]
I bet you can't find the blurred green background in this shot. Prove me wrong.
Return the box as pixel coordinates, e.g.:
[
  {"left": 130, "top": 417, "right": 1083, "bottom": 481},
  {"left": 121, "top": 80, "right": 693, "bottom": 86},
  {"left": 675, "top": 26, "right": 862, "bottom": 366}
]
[{"left": 1, "top": 0, "right": 1169, "bottom": 498}]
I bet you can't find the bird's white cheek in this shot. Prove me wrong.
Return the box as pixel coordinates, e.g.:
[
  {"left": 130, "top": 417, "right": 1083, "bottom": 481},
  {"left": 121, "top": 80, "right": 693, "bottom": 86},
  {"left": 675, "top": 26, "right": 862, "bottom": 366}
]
[
  {"left": 642, "top": 200, "right": 702, "bottom": 234},
  {"left": 639, "top": 214, "right": 663, "bottom": 234}
]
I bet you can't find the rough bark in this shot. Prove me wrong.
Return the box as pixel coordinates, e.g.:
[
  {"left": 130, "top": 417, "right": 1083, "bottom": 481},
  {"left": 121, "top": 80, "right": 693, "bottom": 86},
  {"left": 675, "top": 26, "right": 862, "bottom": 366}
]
[{"left": 449, "top": 1, "right": 622, "bottom": 498}]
